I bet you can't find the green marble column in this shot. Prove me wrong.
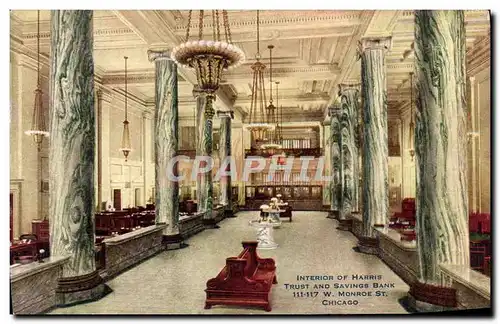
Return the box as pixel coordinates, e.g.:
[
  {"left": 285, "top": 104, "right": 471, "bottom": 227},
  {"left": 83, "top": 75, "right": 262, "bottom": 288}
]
[
  {"left": 409, "top": 10, "right": 469, "bottom": 311},
  {"left": 217, "top": 110, "right": 235, "bottom": 217},
  {"left": 338, "top": 83, "right": 361, "bottom": 230},
  {"left": 328, "top": 106, "right": 342, "bottom": 219},
  {"left": 49, "top": 10, "right": 107, "bottom": 305},
  {"left": 358, "top": 36, "right": 391, "bottom": 254},
  {"left": 148, "top": 49, "right": 184, "bottom": 249},
  {"left": 194, "top": 87, "right": 216, "bottom": 227}
]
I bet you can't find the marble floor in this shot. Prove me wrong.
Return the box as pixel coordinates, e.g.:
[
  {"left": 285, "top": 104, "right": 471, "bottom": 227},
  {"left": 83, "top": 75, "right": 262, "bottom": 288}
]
[{"left": 50, "top": 211, "right": 410, "bottom": 315}]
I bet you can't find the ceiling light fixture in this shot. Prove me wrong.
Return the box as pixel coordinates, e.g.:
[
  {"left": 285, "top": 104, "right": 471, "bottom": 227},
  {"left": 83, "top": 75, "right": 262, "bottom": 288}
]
[
  {"left": 25, "top": 10, "right": 49, "bottom": 151},
  {"left": 119, "top": 56, "right": 132, "bottom": 161},
  {"left": 244, "top": 10, "right": 274, "bottom": 147},
  {"left": 408, "top": 72, "right": 415, "bottom": 161},
  {"left": 260, "top": 44, "right": 282, "bottom": 155},
  {"left": 171, "top": 10, "right": 244, "bottom": 94}
]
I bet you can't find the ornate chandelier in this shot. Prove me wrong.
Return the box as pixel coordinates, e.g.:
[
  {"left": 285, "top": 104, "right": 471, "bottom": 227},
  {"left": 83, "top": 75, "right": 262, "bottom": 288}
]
[
  {"left": 408, "top": 72, "right": 415, "bottom": 161},
  {"left": 244, "top": 10, "right": 274, "bottom": 147},
  {"left": 171, "top": 10, "right": 245, "bottom": 94},
  {"left": 260, "top": 44, "right": 282, "bottom": 156},
  {"left": 119, "top": 56, "right": 132, "bottom": 161},
  {"left": 24, "top": 10, "right": 49, "bottom": 151}
]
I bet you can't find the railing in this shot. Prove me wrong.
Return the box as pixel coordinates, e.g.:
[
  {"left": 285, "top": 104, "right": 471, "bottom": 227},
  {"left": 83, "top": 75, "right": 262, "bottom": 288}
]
[{"left": 245, "top": 147, "right": 322, "bottom": 158}]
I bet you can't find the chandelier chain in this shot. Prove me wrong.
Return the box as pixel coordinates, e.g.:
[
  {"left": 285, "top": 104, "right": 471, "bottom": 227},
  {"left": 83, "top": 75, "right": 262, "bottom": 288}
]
[
  {"left": 124, "top": 56, "right": 128, "bottom": 121},
  {"left": 212, "top": 10, "right": 216, "bottom": 41},
  {"left": 256, "top": 10, "right": 260, "bottom": 56},
  {"left": 185, "top": 10, "right": 192, "bottom": 41},
  {"left": 199, "top": 10, "right": 204, "bottom": 40},
  {"left": 223, "top": 10, "right": 232, "bottom": 43},
  {"left": 215, "top": 10, "right": 221, "bottom": 41},
  {"left": 269, "top": 45, "right": 273, "bottom": 103},
  {"left": 37, "top": 10, "right": 40, "bottom": 87}
]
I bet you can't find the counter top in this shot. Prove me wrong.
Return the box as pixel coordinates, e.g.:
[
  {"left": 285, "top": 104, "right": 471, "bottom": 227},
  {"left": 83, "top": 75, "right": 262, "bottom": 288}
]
[
  {"left": 440, "top": 264, "right": 490, "bottom": 300},
  {"left": 374, "top": 226, "right": 417, "bottom": 251},
  {"left": 10, "top": 255, "right": 70, "bottom": 282},
  {"left": 103, "top": 224, "right": 166, "bottom": 245}
]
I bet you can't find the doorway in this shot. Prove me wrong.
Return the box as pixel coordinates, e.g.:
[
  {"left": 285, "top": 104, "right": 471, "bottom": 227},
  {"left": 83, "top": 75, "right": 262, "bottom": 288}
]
[{"left": 113, "top": 189, "right": 122, "bottom": 210}]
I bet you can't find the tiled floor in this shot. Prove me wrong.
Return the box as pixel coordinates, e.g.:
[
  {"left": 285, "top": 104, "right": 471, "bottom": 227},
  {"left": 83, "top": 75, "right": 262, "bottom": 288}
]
[{"left": 50, "top": 211, "right": 409, "bottom": 314}]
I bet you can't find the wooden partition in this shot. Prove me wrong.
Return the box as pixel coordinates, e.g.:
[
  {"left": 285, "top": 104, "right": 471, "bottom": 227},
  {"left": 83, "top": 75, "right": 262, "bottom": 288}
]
[{"left": 244, "top": 185, "right": 322, "bottom": 210}]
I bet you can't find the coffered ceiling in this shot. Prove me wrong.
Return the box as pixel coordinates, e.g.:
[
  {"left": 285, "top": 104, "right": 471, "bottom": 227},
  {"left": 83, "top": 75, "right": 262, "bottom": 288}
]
[{"left": 10, "top": 9, "right": 490, "bottom": 122}]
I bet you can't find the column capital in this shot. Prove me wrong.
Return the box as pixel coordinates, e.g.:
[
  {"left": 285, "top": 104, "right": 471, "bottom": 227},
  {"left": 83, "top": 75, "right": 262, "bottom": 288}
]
[
  {"left": 142, "top": 110, "right": 153, "bottom": 119},
  {"left": 338, "top": 83, "right": 361, "bottom": 96},
  {"left": 147, "top": 49, "right": 173, "bottom": 62},
  {"left": 96, "top": 87, "right": 113, "bottom": 103},
  {"left": 358, "top": 36, "right": 392, "bottom": 53},
  {"left": 216, "top": 110, "right": 234, "bottom": 119},
  {"left": 328, "top": 105, "right": 342, "bottom": 117}
]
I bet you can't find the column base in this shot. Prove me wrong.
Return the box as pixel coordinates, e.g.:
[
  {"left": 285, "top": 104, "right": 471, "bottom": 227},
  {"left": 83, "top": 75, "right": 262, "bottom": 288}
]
[
  {"left": 408, "top": 281, "right": 457, "bottom": 312},
  {"left": 224, "top": 209, "right": 236, "bottom": 218},
  {"left": 203, "top": 218, "right": 220, "bottom": 229},
  {"left": 356, "top": 236, "right": 379, "bottom": 255},
  {"left": 162, "top": 234, "right": 189, "bottom": 250},
  {"left": 327, "top": 210, "right": 339, "bottom": 219},
  {"left": 336, "top": 219, "right": 352, "bottom": 231},
  {"left": 55, "top": 270, "right": 110, "bottom": 307}
]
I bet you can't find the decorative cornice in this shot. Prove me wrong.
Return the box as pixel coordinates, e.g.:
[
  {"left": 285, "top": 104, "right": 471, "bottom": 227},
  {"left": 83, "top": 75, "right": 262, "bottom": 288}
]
[
  {"left": 226, "top": 64, "right": 340, "bottom": 77},
  {"left": 387, "top": 62, "right": 413, "bottom": 70},
  {"left": 175, "top": 11, "right": 362, "bottom": 31},
  {"left": 23, "top": 27, "right": 137, "bottom": 40},
  {"left": 102, "top": 70, "right": 156, "bottom": 85}
]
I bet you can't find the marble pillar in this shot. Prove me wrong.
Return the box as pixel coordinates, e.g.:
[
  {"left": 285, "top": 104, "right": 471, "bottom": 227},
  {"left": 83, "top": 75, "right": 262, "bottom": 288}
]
[
  {"left": 148, "top": 49, "right": 184, "bottom": 249},
  {"left": 358, "top": 37, "right": 391, "bottom": 254},
  {"left": 49, "top": 10, "right": 107, "bottom": 305},
  {"left": 217, "top": 110, "right": 235, "bottom": 217},
  {"left": 408, "top": 10, "right": 469, "bottom": 312},
  {"left": 194, "top": 87, "right": 216, "bottom": 227},
  {"left": 327, "top": 106, "right": 342, "bottom": 219},
  {"left": 337, "top": 84, "right": 361, "bottom": 230},
  {"left": 322, "top": 122, "right": 331, "bottom": 208}
]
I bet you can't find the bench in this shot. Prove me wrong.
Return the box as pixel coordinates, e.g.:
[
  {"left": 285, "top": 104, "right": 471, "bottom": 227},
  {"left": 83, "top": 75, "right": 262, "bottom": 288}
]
[{"left": 205, "top": 241, "right": 277, "bottom": 312}]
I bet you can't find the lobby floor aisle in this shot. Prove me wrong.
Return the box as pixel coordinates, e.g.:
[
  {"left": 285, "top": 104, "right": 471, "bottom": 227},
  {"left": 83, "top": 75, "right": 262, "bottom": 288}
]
[{"left": 50, "top": 211, "right": 409, "bottom": 315}]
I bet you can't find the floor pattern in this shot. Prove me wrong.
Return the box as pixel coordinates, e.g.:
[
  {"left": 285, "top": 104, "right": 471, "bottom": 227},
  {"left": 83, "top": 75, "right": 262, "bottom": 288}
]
[{"left": 50, "top": 211, "right": 409, "bottom": 314}]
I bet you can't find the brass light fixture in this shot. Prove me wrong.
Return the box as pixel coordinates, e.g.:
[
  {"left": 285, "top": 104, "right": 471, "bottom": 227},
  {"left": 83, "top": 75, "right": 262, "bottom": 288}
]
[
  {"left": 25, "top": 10, "right": 49, "bottom": 150},
  {"left": 260, "top": 44, "right": 282, "bottom": 155},
  {"left": 171, "top": 10, "right": 244, "bottom": 94},
  {"left": 244, "top": 10, "right": 274, "bottom": 147},
  {"left": 408, "top": 72, "right": 415, "bottom": 161},
  {"left": 119, "top": 56, "right": 131, "bottom": 161}
]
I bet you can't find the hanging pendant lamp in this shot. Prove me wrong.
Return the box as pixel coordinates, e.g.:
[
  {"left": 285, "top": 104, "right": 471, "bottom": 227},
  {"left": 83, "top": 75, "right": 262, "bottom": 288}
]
[
  {"left": 260, "top": 44, "right": 282, "bottom": 155},
  {"left": 25, "top": 10, "right": 49, "bottom": 151},
  {"left": 171, "top": 10, "right": 244, "bottom": 94},
  {"left": 244, "top": 10, "right": 274, "bottom": 148},
  {"left": 408, "top": 72, "right": 415, "bottom": 161},
  {"left": 119, "top": 56, "right": 132, "bottom": 161}
]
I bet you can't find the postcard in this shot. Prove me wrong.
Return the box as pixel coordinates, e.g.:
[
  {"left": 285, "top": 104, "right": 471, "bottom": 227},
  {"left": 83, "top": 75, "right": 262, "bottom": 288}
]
[{"left": 8, "top": 8, "right": 491, "bottom": 316}]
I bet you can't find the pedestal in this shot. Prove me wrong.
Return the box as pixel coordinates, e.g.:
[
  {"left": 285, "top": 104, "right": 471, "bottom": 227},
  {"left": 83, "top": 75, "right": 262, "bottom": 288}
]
[
  {"left": 357, "top": 236, "right": 379, "bottom": 255},
  {"left": 249, "top": 221, "right": 278, "bottom": 249}
]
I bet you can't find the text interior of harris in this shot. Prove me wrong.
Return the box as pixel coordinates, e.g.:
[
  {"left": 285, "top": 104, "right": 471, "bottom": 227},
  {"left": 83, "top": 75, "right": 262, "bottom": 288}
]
[{"left": 9, "top": 9, "right": 491, "bottom": 314}]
